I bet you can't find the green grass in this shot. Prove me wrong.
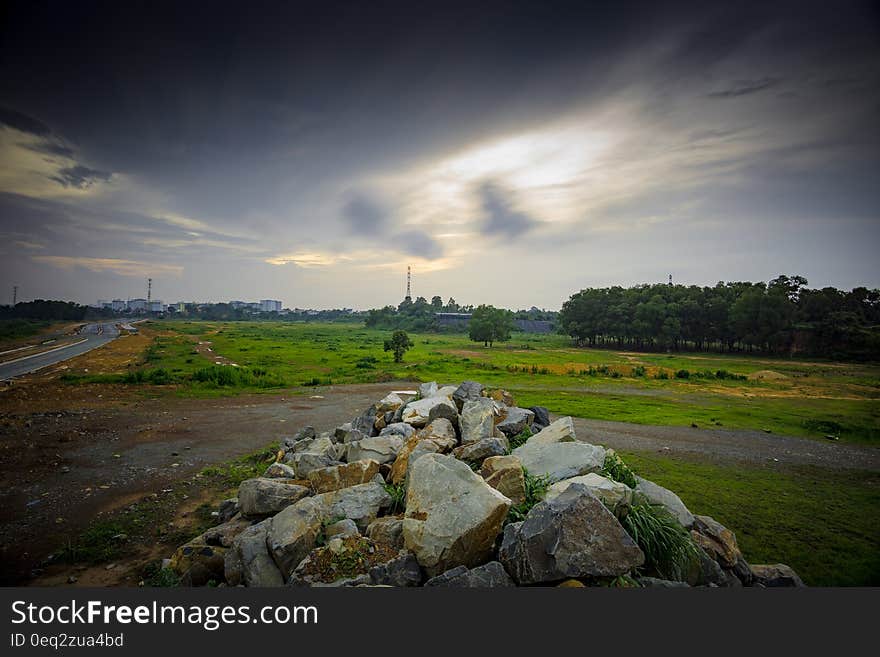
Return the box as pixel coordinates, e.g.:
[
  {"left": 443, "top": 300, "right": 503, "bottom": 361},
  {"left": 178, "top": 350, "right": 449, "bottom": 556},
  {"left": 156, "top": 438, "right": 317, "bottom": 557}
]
[
  {"left": 0, "top": 319, "right": 52, "bottom": 345},
  {"left": 616, "top": 450, "right": 880, "bottom": 586},
  {"left": 506, "top": 469, "right": 552, "bottom": 524},
  {"left": 622, "top": 502, "right": 700, "bottom": 581}
]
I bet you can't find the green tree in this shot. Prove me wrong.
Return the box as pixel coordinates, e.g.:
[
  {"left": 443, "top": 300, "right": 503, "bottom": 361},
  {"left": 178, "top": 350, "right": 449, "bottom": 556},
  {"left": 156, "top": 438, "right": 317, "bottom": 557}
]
[
  {"left": 383, "top": 330, "right": 414, "bottom": 362},
  {"left": 468, "top": 305, "right": 513, "bottom": 347}
]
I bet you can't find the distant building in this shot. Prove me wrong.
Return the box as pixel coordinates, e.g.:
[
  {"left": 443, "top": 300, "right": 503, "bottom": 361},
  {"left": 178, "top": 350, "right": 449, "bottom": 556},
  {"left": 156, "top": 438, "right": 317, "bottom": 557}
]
[
  {"left": 148, "top": 300, "right": 164, "bottom": 313},
  {"left": 128, "top": 298, "right": 148, "bottom": 312},
  {"left": 111, "top": 299, "right": 126, "bottom": 312},
  {"left": 260, "top": 299, "right": 282, "bottom": 313}
]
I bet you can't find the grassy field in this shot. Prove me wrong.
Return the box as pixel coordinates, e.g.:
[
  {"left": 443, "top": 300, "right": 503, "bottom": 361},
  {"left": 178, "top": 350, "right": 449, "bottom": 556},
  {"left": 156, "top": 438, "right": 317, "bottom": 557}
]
[
  {"left": 62, "top": 320, "right": 880, "bottom": 445},
  {"left": 51, "top": 319, "right": 880, "bottom": 585}
]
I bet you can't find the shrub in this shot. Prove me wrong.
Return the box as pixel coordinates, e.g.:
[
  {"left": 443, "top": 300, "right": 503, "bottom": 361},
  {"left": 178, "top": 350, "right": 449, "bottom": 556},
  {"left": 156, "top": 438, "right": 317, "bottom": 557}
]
[
  {"left": 383, "top": 482, "right": 406, "bottom": 515},
  {"left": 675, "top": 369, "right": 690, "bottom": 379},
  {"left": 601, "top": 451, "right": 638, "bottom": 489},
  {"left": 506, "top": 469, "right": 551, "bottom": 524},
  {"left": 508, "top": 425, "right": 533, "bottom": 451},
  {"left": 632, "top": 365, "right": 646, "bottom": 377},
  {"left": 622, "top": 502, "right": 699, "bottom": 581}
]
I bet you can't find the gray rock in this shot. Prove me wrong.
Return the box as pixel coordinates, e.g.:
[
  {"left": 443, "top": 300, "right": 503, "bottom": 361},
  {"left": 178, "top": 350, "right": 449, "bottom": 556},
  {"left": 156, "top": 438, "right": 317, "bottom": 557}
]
[
  {"left": 496, "top": 407, "right": 535, "bottom": 437},
  {"left": 750, "top": 564, "right": 806, "bottom": 587},
  {"left": 343, "top": 428, "right": 368, "bottom": 444},
  {"left": 499, "top": 484, "right": 644, "bottom": 584},
  {"left": 317, "top": 481, "right": 392, "bottom": 531},
  {"left": 403, "top": 454, "right": 511, "bottom": 576},
  {"left": 544, "top": 473, "right": 632, "bottom": 512},
  {"left": 376, "top": 393, "right": 405, "bottom": 413},
  {"left": 346, "top": 435, "right": 404, "bottom": 464},
  {"left": 424, "top": 561, "right": 515, "bottom": 587},
  {"left": 307, "top": 459, "right": 380, "bottom": 493},
  {"left": 452, "top": 380, "right": 485, "bottom": 411},
  {"left": 289, "top": 452, "right": 340, "bottom": 478},
  {"left": 368, "top": 551, "right": 422, "bottom": 587},
  {"left": 639, "top": 577, "right": 690, "bottom": 588},
  {"left": 267, "top": 497, "right": 325, "bottom": 577},
  {"left": 324, "top": 518, "right": 360, "bottom": 540},
  {"left": 512, "top": 440, "right": 605, "bottom": 483},
  {"left": 526, "top": 416, "right": 576, "bottom": 445},
  {"left": 379, "top": 422, "right": 416, "bottom": 440},
  {"left": 282, "top": 426, "right": 316, "bottom": 451},
  {"left": 217, "top": 498, "right": 240, "bottom": 523},
  {"left": 687, "top": 547, "right": 728, "bottom": 587},
  {"left": 419, "top": 381, "right": 439, "bottom": 398},
  {"left": 460, "top": 398, "right": 496, "bottom": 444},
  {"left": 238, "top": 478, "right": 311, "bottom": 518},
  {"left": 334, "top": 423, "right": 353, "bottom": 442},
  {"left": 401, "top": 395, "right": 456, "bottom": 428},
  {"left": 351, "top": 406, "right": 378, "bottom": 437},
  {"left": 427, "top": 399, "right": 461, "bottom": 433},
  {"left": 225, "top": 520, "right": 284, "bottom": 587},
  {"left": 263, "top": 462, "right": 297, "bottom": 479},
  {"left": 635, "top": 477, "right": 695, "bottom": 529},
  {"left": 453, "top": 436, "right": 508, "bottom": 464}
]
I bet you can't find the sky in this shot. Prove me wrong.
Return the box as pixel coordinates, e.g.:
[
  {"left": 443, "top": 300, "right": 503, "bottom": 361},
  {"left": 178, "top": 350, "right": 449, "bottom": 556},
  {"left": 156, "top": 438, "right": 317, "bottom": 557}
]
[{"left": 0, "top": 0, "right": 878, "bottom": 310}]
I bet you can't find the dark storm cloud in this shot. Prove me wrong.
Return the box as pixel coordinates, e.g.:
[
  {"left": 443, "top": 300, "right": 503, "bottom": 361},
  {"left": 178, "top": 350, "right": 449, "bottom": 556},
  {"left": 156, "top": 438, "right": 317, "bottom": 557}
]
[
  {"left": 20, "top": 140, "right": 76, "bottom": 159},
  {"left": 394, "top": 230, "right": 444, "bottom": 260},
  {"left": 0, "top": 106, "right": 52, "bottom": 137},
  {"left": 341, "top": 192, "right": 389, "bottom": 236},
  {"left": 49, "top": 165, "right": 113, "bottom": 189},
  {"left": 707, "top": 78, "right": 781, "bottom": 98},
  {"left": 479, "top": 182, "right": 539, "bottom": 239}
]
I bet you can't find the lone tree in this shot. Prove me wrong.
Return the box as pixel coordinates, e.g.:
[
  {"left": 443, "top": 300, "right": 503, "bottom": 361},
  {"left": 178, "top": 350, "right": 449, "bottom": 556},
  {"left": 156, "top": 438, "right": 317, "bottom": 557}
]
[
  {"left": 384, "top": 329, "right": 414, "bottom": 363},
  {"left": 469, "top": 304, "right": 514, "bottom": 347}
]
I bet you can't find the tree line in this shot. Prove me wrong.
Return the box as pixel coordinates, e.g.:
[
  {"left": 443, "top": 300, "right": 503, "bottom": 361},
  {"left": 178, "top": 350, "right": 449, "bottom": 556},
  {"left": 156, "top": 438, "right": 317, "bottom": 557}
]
[{"left": 558, "top": 275, "right": 880, "bottom": 359}]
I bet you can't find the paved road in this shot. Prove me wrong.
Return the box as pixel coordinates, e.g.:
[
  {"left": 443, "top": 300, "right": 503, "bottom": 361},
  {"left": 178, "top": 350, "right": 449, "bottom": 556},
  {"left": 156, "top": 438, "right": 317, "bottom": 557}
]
[{"left": 0, "top": 323, "right": 120, "bottom": 380}]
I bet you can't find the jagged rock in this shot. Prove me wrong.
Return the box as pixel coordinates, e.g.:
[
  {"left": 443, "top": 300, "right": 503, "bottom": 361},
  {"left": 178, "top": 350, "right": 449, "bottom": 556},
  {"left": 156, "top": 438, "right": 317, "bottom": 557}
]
[
  {"left": 496, "top": 407, "right": 535, "bottom": 437},
  {"left": 402, "top": 396, "right": 455, "bottom": 427},
  {"left": 750, "top": 564, "right": 806, "bottom": 587},
  {"left": 351, "top": 406, "right": 378, "bottom": 437},
  {"left": 217, "top": 498, "right": 240, "bottom": 523},
  {"left": 170, "top": 539, "right": 227, "bottom": 586},
  {"left": 374, "top": 414, "right": 387, "bottom": 431},
  {"left": 346, "top": 435, "right": 404, "bottom": 465},
  {"left": 334, "top": 423, "right": 353, "bottom": 442},
  {"left": 424, "top": 561, "right": 515, "bottom": 587},
  {"left": 267, "top": 497, "right": 326, "bottom": 577},
  {"left": 379, "top": 422, "right": 416, "bottom": 440},
  {"left": 544, "top": 473, "right": 632, "bottom": 512},
  {"left": 317, "top": 481, "right": 392, "bottom": 531},
  {"left": 289, "top": 452, "right": 341, "bottom": 478},
  {"left": 390, "top": 435, "right": 441, "bottom": 485},
  {"left": 460, "top": 398, "right": 496, "bottom": 444},
  {"left": 527, "top": 416, "right": 576, "bottom": 445},
  {"left": 367, "top": 551, "right": 422, "bottom": 586},
  {"left": 263, "top": 462, "right": 297, "bottom": 479},
  {"left": 499, "top": 484, "right": 644, "bottom": 584},
  {"left": 436, "top": 385, "right": 458, "bottom": 398},
  {"left": 324, "top": 518, "right": 360, "bottom": 539},
  {"left": 419, "top": 417, "right": 458, "bottom": 450},
  {"left": 419, "top": 381, "right": 438, "bottom": 398},
  {"left": 452, "top": 380, "right": 485, "bottom": 411},
  {"left": 512, "top": 440, "right": 605, "bottom": 483},
  {"left": 481, "top": 455, "right": 526, "bottom": 505},
  {"left": 366, "top": 517, "right": 405, "bottom": 549},
  {"left": 687, "top": 548, "right": 728, "bottom": 587},
  {"left": 403, "top": 454, "right": 511, "bottom": 576},
  {"left": 639, "top": 577, "right": 690, "bottom": 588},
  {"left": 529, "top": 406, "right": 551, "bottom": 431},
  {"left": 225, "top": 520, "right": 284, "bottom": 587},
  {"left": 203, "top": 516, "right": 251, "bottom": 547},
  {"left": 376, "top": 393, "right": 405, "bottom": 413},
  {"left": 427, "top": 398, "right": 460, "bottom": 433},
  {"left": 691, "top": 515, "right": 741, "bottom": 568},
  {"left": 343, "top": 429, "right": 368, "bottom": 444},
  {"left": 282, "top": 426, "right": 316, "bottom": 451},
  {"left": 731, "top": 556, "right": 754, "bottom": 586},
  {"left": 453, "top": 436, "right": 508, "bottom": 464},
  {"left": 307, "top": 459, "right": 380, "bottom": 494},
  {"left": 488, "top": 389, "right": 516, "bottom": 407},
  {"left": 238, "top": 478, "right": 311, "bottom": 518},
  {"left": 634, "top": 477, "right": 695, "bottom": 528}
]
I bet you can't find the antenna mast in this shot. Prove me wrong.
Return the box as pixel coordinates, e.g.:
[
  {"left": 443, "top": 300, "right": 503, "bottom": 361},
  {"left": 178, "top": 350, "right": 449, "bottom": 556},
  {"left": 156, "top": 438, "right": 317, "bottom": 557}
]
[
  {"left": 405, "top": 266, "right": 412, "bottom": 302},
  {"left": 13, "top": 285, "right": 18, "bottom": 305},
  {"left": 147, "top": 278, "right": 152, "bottom": 302}
]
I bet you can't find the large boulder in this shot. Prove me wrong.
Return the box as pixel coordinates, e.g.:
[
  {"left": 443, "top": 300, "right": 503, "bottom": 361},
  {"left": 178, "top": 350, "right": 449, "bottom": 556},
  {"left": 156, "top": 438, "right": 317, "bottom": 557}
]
[
  {"left": 481, "top": 455, "right": 526, "bottom": 505},
  {"left": 418, "top": 381, "right": 439, "bottom": 398},
  {"left": 495, "top": 407, "right": 535, "bottom": 437},
  {"left": 317, "top": 481, "right": 392, "bottom": 531},
  {"left": 346, "top": 435, "right": 404, "bottom": 465},
  {"left": 529, "top": 406, "right": 551, "bottom": 431},
  {"left": 366, "top": 517, "right": 405, "bottom": 549},
  {"left": 289, "top": 452, "right": 341, "bottom": 478},
  {"left": 388, "top": 418, "right": 457, "bottom": 485},
  {"left": 427, "top": 398, "right": 461, "bottom": 433},
  {"left": 453, "top": 437, "right": 508, "bottom": 464},
  {"left": 263, "top": 462, "right": 298, "bottom": 479},
  {"left": 452, "top": 380, "right": 485, "bottom": 411},
  {"left": 499, "top": 484, "right": 644, "bottom": 584},
  {"left": 379, "top": 422, "right": 416, "bottom": 440},
  {"left": 267, "top": 497, "right": 326, "bottom": 577},
  {"left": 418, "top": 417, "right": 458, "bottom": 450},
  {"left": 237, "top": 478, "right": 311, "bottom": 518},
  {"left": 376, "top": 393, "right": 405, "bottom": 413},
  {"left": 512, "top": 440, "right": 605, "bottom": 483},
  {"left": 634, "top": 477, "right": 695, "bottom": 529},
  {"left": 351, "top": 406, "right": 378, "bottom": 437},
  {"left": 424, "top": 561, "right": 515, "bottom": 587},
  {"left": 307, "top": 459, "right": 381, "bottom": 494},
  {"left": 403, "top": 454, "right": 511, "bottom": 576},
  {"left": 282, "top": 426, "right": 316, "bottom": 451},
  {"left": 224, "top": 520, "right": 284, "bottom": 587},
  {"left": 169, "top": 539, "right": 227, "bottom": 586},
  {"left": 750, "top": 564, "right": 806, "bottom": 587},
  {"left": 544, "top": 473, "right": 632, "bottom": 512},
  {"left": 460, "top": 398, "right": 496, "bottom": 444}
]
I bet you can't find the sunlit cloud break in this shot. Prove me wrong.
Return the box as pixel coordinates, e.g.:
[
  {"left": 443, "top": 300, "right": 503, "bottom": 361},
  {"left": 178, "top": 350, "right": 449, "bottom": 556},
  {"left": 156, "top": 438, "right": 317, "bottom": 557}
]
[{"left": 32, "top": 256, "right": 183, "bottom": 278}]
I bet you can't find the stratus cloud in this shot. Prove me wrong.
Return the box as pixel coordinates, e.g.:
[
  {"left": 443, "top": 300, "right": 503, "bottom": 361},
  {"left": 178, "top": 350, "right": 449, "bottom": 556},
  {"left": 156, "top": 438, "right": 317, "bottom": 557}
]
[{"left": 32, "top": 256, "right": 183, "bottom": 277}]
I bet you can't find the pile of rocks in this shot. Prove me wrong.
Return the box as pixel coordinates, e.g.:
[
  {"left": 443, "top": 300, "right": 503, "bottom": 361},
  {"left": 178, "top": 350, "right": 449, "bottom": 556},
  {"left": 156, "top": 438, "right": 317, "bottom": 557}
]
[{"left": 167, "top": 380, "right": 804, "bottom": 588}]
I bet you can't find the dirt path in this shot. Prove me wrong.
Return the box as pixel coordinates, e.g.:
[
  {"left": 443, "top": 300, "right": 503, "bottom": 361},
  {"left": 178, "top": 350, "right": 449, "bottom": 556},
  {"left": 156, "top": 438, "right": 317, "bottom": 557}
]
[{"left": 0, "top": 382, "right": 408, "bottom": 584}]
